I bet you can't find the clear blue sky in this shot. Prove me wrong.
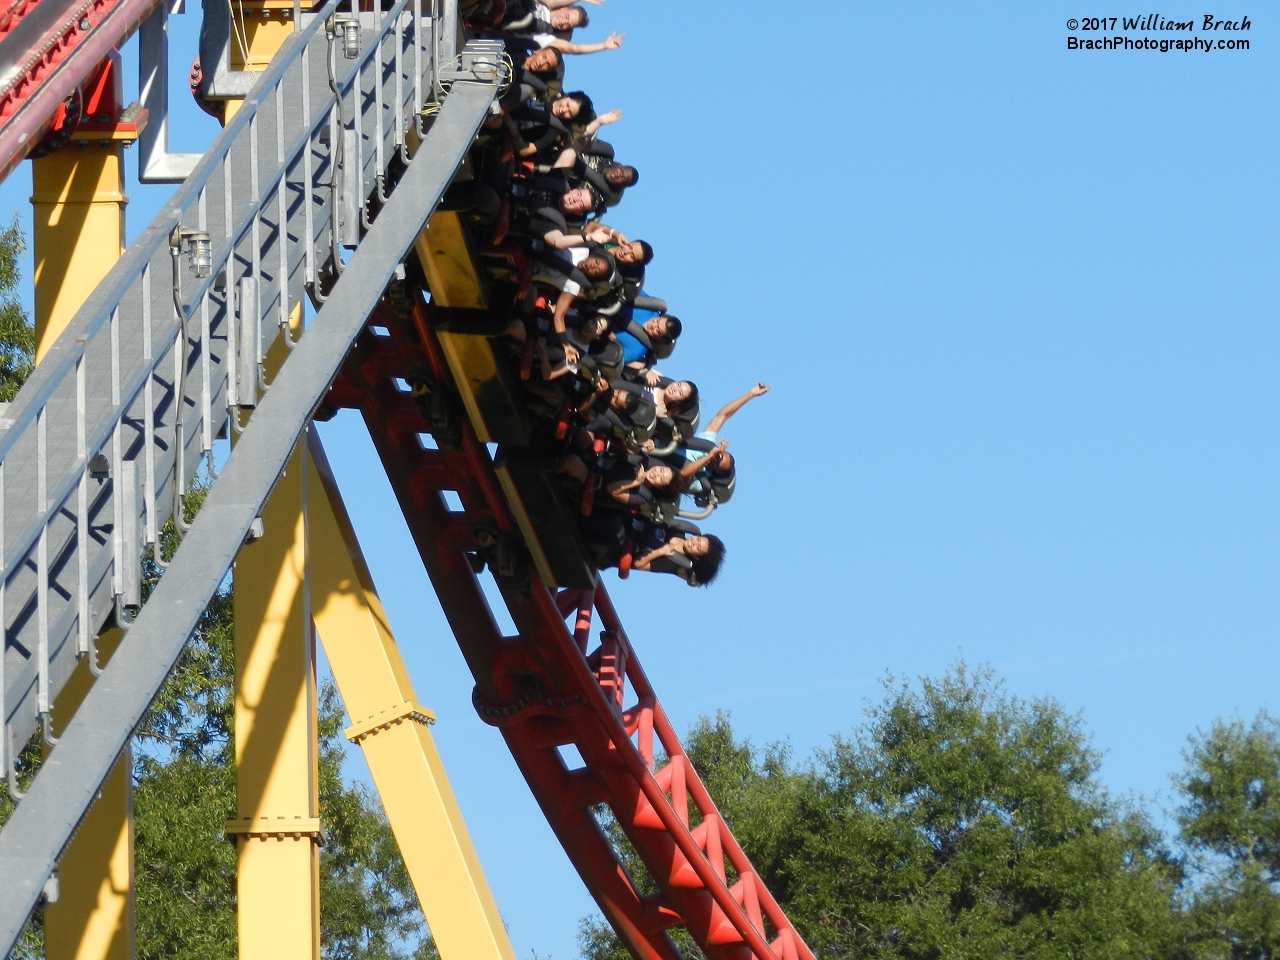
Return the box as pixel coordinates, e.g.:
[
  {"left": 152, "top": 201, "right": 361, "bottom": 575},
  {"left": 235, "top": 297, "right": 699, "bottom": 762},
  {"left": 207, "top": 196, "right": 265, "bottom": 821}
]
[{"left": 1, "top": 4, "right": 1276, "bottom": 958}]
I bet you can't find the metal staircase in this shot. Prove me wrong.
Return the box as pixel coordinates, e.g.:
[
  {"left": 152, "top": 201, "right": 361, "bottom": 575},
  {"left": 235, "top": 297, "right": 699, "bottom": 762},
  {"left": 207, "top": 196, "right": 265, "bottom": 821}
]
[{"left": 0, "top": 0, "right": 500, "bottom": 940}]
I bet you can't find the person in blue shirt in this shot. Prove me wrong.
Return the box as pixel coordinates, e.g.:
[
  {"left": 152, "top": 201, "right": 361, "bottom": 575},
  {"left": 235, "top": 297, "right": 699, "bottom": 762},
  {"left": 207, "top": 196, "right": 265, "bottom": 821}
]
[{"left": 616, "top": 313, "right": 681, "bottom": 379}]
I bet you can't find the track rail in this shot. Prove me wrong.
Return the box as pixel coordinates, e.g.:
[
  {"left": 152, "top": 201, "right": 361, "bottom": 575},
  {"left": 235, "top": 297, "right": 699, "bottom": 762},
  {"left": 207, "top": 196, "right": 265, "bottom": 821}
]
[
  {"left": 334, "top": 294, "right": 816, "bottom": 960},
  {"left": 0, "top": 0, "right": 160, "bottom": 181}
]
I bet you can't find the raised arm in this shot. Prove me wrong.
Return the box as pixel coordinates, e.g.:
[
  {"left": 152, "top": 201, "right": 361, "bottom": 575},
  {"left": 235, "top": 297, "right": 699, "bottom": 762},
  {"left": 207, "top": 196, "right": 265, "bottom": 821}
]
[
  {"left": 552, "top": 291, "right": 581, "bottom": 362},
  {"left": 542, "top": 228, "right": 585, "bottom": 249},
  {"left": 583, "top": 107, "right": 622, "bottom": 138},
  {"left": 546, "top": 32, "right": 624, "bottom": 56},
  {"left": 577, "top": 377, "right": 610, "bottom": 417},
  {"left": 705, "top": 382, "right": 771, "bottom": 434}
]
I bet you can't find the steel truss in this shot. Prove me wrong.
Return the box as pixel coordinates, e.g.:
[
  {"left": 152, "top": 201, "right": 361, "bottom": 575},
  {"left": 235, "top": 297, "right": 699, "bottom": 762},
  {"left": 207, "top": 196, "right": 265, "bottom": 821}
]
[{"left": 328, "top": 295, "right": 818, "bottom": 960}]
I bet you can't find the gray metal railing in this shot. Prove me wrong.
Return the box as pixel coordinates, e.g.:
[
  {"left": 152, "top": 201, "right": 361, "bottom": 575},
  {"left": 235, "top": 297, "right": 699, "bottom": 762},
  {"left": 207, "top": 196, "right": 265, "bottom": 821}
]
[{"left": 0, "top": 0, "right": 470, "bottom": 791}]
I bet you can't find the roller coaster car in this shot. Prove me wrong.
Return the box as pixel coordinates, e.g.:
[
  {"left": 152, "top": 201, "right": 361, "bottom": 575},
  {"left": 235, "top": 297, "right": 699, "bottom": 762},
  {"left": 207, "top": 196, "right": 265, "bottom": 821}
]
[{"left": 416, "top": 217, "right": 599, "bottom": 592}]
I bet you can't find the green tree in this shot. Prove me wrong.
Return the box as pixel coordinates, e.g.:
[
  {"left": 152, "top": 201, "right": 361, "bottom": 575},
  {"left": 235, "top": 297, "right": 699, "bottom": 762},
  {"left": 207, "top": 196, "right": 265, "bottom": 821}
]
[
  {"left": 1175, "top": 713, "right": 1280, "bottom": 960},
  {"left": 0, "top": 213, "right": 32, "bottom": 402},
  {"left": 581, "top": 664, "right": 1180, "bottom": 960}
]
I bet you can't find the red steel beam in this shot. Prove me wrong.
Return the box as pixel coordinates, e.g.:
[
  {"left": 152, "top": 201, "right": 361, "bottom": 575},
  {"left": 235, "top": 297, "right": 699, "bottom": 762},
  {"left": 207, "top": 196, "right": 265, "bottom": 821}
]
[{"left": 0, "top": 0, "right": 161, "bottom": 182}]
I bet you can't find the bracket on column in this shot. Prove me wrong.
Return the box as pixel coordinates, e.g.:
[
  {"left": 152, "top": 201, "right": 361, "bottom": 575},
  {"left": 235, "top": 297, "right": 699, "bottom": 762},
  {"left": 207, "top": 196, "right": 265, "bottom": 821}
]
[
  {"left": 343, "top": 700, "right": 436, "bottom": 743},
  {"left": 225, "top": 817, "right": 326, "bottom": 844}
]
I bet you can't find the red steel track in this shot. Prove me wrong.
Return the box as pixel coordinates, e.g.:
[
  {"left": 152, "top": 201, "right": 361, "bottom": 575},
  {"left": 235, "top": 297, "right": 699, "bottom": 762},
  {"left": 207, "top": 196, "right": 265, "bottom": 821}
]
[
  {"left": 328, "top": 293, "right": 816, "bottom": 960},
  {"left": 0, "top": 0, "right": 159, "bottom": 181}
]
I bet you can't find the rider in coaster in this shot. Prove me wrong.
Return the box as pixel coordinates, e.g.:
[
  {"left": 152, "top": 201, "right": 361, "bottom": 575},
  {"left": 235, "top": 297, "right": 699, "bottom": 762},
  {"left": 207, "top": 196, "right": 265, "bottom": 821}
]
[
  {"left": 676, "top": 382, "right": 770, "bottom": 506},
  {"left": 506, "top": 92, "right": 595, "bottom": 159}
]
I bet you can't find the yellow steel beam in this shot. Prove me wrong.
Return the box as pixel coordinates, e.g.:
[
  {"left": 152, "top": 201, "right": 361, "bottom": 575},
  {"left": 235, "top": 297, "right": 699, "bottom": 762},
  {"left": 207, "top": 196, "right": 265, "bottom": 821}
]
[
  {"left": 415, "top": 212, "right": 489, "bottom": 310},
  {"left": 31, "top": 145, "right": 127, "bottom": 362},
  {"left": 223, "top": 9, "right": 324, "bottom": 951},
  {"left": 305, "top": 432, "right": 517, "bottom": 960},
  {"left": 222, "top": 22, "right": 508, "bottom": 959},
  {"left": 32, "top": 117, "right": 134, "bottom": 960},
  {"left": 231, "top": 436, "right": 322, "bottom": 960},
  {"left": 231, "top": 287, "right": 321, "bottom": 959}
]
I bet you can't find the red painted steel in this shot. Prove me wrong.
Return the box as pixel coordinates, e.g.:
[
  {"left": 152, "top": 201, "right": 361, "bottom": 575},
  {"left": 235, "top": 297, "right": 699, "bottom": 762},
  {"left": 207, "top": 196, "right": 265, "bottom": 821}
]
[
  {"left": 332, "top": 292, "right": 817, "bottom": 960},
  {"left": 0, "top": 0, "right": 160, "bottom": 181}
]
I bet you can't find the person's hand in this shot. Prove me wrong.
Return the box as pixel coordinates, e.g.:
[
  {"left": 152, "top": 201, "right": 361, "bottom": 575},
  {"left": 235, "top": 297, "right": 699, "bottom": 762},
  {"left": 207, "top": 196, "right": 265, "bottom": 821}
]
[
  {"left": 715, "top": 439, "right": 729, "bottom": 452},
  {"left": 640, "top": 439, "right": 655, "bottom": 452},
  {"left": 644, "top": 370, "right": 662, "bottom": 387},
  {"left": 750, "top": 382, "right": 771, "bottom": 397},
  {"left": 581, "top": 0, "right": 604, "bottom": 5},
  {"left": 595, "top": 376, "right": 609, "bottom": 392},
  {"left": 635, "top": 464, "right": 646, "bottom": 481},
  {"left": 585, "top": 225, "right": 611, "bottom": 244},
  {"left": 597, "top": 107, "right": 623, "bottom": 124},
  {"left": 668, "top": 539, "right": 686, "bottom": 555},
  {"left": 563, "top": 344, "right": 581, "bottom": 364},
  {"left": 603, "top": 33, "right": 624, "bottom": 50}
]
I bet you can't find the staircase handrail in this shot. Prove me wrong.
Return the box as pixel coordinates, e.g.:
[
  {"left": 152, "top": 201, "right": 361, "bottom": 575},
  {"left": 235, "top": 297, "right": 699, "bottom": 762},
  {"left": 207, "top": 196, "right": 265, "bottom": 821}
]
[{"left": 0, "top": 0, "right": 434, "bottom": 582}]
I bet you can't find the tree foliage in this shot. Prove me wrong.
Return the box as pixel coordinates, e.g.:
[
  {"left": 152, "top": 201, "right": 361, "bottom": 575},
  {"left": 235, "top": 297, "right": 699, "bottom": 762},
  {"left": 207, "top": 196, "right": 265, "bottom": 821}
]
[
  {"left": 582, "top": 664, "right": 1184, "bottom": 960},
  {"left": 0, "top": 213, "right": 32, "bottom": 402},
  {"left": 1175, "top": 714, "right": 1280, "bottom": 960}
]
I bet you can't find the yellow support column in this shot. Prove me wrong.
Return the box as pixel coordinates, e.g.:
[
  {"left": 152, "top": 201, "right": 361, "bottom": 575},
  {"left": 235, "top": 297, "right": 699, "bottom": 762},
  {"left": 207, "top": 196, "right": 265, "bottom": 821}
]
[
  {"left": 32, "top": 75, "right": 136, "bottom": 960},
  {"left": 305, "top": 433, "right": 516, "bottom": 960},
  {"left": 31, "top": 144, "right": 127, "bottom": 362},
  {"left": 221, "top": 14, "right": 508, "bottom": 958},
  {"left": 222, "top": 5, "right": 300, "bottom": 123},
  {"left": 230, "top": 437, "right": 321, "bottom": 960},
  {"left": 220, "top": 10, "right": 324, "bottom": 955},
  {"left": 44, "top": 631, "right": 133, "bottom": 960}
]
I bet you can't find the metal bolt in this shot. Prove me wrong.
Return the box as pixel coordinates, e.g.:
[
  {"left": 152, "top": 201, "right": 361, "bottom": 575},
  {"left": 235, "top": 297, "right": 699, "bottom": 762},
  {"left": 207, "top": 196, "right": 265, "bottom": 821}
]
[{"left": 78, "top": 17, "right": 90, "bottom": 29}]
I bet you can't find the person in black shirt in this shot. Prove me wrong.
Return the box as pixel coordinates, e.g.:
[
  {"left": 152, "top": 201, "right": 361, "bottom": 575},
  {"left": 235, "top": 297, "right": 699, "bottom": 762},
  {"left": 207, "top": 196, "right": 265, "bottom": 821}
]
[
  {"left": 506, "top": 92, "right": 594, "bottom": 159},
  {"left": 537, "top": 314, "right": 619, "bottom": 380},
  {"left": 634, "top": 529, "right": 725, "bottom": 586},
  {"left": 600, "top": 453, "right": 675, "bottom": 509},
  {"left": 498, "top": 44, "right": 564, "bottom": 111},
  {"left": 523, "top": 201, "right": 610, "bottom": 249},
  {"left": 500, "top": 0, "right": 623, "bottom": 58},
  {"left": 574, "top": 379, "right": 656, "bottom": 445}
]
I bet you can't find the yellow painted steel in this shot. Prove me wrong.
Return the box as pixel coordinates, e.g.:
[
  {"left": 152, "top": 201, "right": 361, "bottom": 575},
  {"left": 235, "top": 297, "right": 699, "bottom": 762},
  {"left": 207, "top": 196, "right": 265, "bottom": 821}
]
[
  {"left": 44, "top": 630, "right": 133, "bottom": 960},
  {"left": 305, "top": 433, "right": 517, "bottom": 960},
  {"left": 31, "top": 145, "right": 127, "bottom": 362},
  {"left": 222, "top": 11, "right": 324, "bottom": 951},
  {"left": 415, "top": 213, "right": 488, "bottom": 309},
  {"left": 32, "top": 133, "right": 134, "bottom": 960},
  {"left": 219, "top": 19, "right": 509, "bottom": 960},
  {"left": 232, "top": 437, "right": 322, "bottom": 960},
  {"left": 231, "top": 289, "right": 320, "bottom": 960},
  {"left": 221, "top": 11, "right": 295, "bottom": 122}
]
